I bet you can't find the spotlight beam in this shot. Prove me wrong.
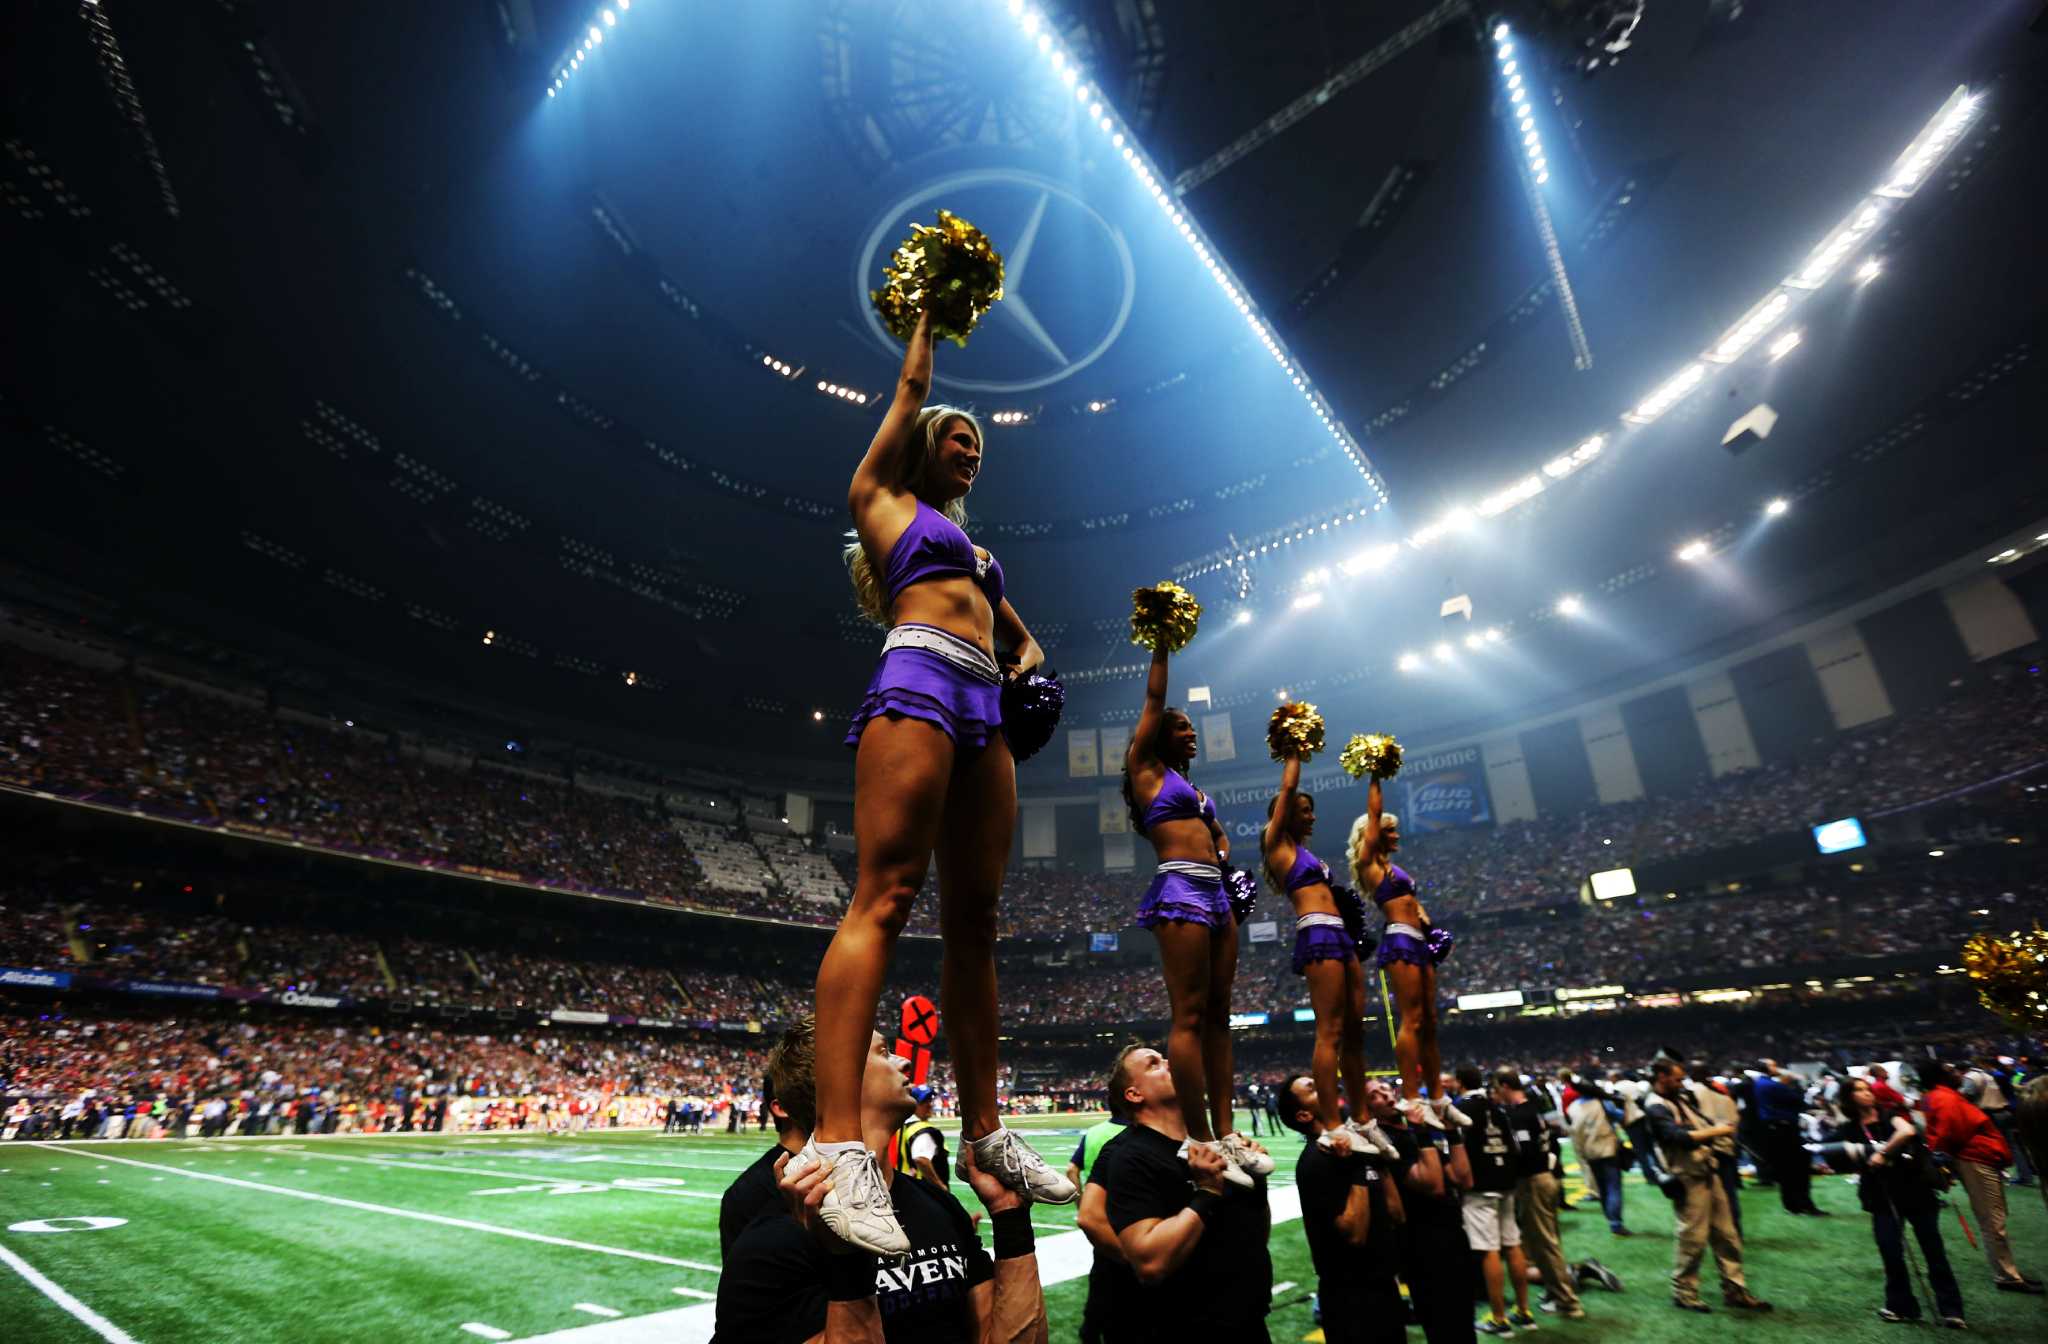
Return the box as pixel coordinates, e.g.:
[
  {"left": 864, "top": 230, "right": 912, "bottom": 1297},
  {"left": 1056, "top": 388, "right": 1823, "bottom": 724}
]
[{"left": 1495, "top": 23, "right": 1592, "bottom": 371}]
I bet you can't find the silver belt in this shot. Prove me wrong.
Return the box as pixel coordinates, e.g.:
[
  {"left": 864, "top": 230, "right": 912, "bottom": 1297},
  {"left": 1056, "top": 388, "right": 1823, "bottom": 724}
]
[
  {"left": 883, "top": 623, "right": 1000, "bottom": 684},
  {"left": 1156, "top": 861, "right": 1222, "bottom": 880},
  {"left": 1384, "top": 921, "right": 1424, "bottom": 940},
  {"left": 1296, "top": 912, "right": 1346, "bottom": 932}
]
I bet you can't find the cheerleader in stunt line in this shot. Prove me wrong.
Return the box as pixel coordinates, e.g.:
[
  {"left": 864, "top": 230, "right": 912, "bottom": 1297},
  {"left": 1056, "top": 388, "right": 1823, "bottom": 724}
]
[
  {"left": 799, "top": 308, "right": 1075, "bottom": 1256},
  {"left": 1348, "top": 775, "right": 1464, "bottom": 1129},
  {"left": 1261, "top": 747, "right": 1399, "bottom": 1157},
  {"left": 1122, "top": 638, "right": 1271, "bottom": 1185}
]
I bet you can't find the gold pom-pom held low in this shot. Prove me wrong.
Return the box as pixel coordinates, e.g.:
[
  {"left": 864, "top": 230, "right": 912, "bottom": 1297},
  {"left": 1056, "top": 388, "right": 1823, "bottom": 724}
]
[
  {"left": 1962, "top": 926, "right": 2048, "bottom": 1033},
  {"left": 870, "top": 210, "right": 1006, "bottom": 348},
  {"left": 1129, "top": 581, "right": 1203, "bottom": 654},
  {"left": 1339, "top": 732, "right": 1404, "bottom": 780},
  {"left": 1267, "top": 701, "right": 1326, "bottom": 762}
]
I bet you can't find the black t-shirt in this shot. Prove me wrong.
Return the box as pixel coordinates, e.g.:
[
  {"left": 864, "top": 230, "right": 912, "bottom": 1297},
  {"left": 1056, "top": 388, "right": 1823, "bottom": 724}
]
[
  {"left": 1095, "top": 1123, "right": 1271, "bottom": 1341},
  {"left": 712, "top": 1170, "right": 994, "bottom": 1344},
  {"left": 1459, "top": 1095, "right": 1520, "bottom": 1193},
  {"left": 719, "top": 1142, "right": 790, "bottom": 1254},
  {"left": 1505, "top": 1099, "right": 1559, "bottom": 1179},
  {"left": 1296, "top": 1143, "right": 1398, "bottom": 1322},
  {"left": 1385, "top": 1121, "right": 1464, "bottom": 1232}
]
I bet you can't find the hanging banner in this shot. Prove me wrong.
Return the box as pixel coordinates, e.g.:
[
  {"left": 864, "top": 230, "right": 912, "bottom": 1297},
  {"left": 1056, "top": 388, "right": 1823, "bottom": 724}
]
[
  {"left": 1102, "top": 830, "right": 1136, "bottom": 871},
  {"left": 1099, "top": 724, "right": 1131, "bottom": 776},
  {"left": 1399, "top": 745, "right": 1495, "bottom": 832},
  {"left": 1201, "top": 712, "right": 1237, "bottom": 763},
  {"left": 1209, "top": 766, "right": 1364, "bottom": 845},
  {"left": 1067, "top": 728, "right": 1099, "bottom": 778},
  {"left": 1098, "top": 787, "right": 1129, "bottom": 835}
]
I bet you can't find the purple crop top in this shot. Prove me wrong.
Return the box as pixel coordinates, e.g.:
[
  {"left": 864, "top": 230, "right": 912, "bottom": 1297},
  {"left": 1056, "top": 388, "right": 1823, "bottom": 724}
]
[
  {"left": 1140, "top": 767, "right": 1215, "bottom": 833},
  {"left": 1372, "top": 862, "right": 1417, "bottom": 907},
  {"left": 881, "top": 501, "right": 1005, "bottom": 610},
  {"left": 1284, "top": 846, "right": 1332, "bottom": 894}
]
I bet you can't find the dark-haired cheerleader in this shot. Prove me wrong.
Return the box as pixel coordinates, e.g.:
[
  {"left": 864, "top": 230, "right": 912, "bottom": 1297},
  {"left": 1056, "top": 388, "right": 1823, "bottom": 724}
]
[
  {"left": 1122, "top": 642, "right": 1270, "bottom": 1186},
  {"left": 799, "top": 309, "right": 1075, "bottom": 1257}
]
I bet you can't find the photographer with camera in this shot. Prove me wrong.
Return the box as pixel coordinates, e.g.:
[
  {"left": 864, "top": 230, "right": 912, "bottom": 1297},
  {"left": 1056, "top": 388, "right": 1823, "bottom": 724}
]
[
  {"left": 1918, "top": 1060, "right": 2042, "bottom": 1294},
  {"left": 1642, "top": 1059, "right": 1772, "bottom": 1315},
  {"left": 1829, "top": 1076, "right": 1966, "bottom": 1327}
]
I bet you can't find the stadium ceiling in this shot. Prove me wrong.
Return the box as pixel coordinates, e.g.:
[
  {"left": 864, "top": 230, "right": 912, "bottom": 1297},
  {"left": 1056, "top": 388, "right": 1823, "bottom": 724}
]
[{"left": 2, "top": 0, "right": 2045, "bottom": 763}]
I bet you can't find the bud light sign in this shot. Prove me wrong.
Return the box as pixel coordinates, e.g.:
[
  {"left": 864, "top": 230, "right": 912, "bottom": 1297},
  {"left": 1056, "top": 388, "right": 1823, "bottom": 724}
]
[{"left": 1399, "top": 746, "right": 1493, "bottom": 832}]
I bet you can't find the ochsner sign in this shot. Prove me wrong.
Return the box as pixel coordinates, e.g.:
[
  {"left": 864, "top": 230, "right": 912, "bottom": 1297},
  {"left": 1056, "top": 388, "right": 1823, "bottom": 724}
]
[{"left": 275, "top": 990, "right": 344, "bottom": 1009}]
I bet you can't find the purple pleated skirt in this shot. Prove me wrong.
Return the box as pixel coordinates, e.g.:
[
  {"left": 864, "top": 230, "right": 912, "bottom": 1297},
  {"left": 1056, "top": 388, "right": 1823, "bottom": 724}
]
[
  {"left": 1136, "top": 869, "right": 1231, "bottom": 929},
  {"left": 845, "top": 646, "right": 1002, "bottom": 750},
  {"left": 1292, "top": 923, "right": 1357, "bottom": 975},
  {"left": 1376, "top": 928, "right": 1432, "bottom": 969}
]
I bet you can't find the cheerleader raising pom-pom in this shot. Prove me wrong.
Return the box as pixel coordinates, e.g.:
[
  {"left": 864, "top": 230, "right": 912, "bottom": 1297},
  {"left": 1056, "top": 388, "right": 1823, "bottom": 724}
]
[
  {"left": 1129, "top": 581, "right": 1202, "bottom": 653},
  {"left": 870, "top": 210, "right": 1005, "bottom": 348},
  {"left": 1267, "top": 701, "right": 1326, "bottom": 762},
  {"left": 1339, "top": 731, "right": 1403, "bottom": 780}
]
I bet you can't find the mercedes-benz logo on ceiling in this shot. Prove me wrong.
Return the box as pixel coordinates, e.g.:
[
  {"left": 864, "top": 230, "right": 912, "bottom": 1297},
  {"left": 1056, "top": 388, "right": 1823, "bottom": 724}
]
[{"left": 856, "top": 170, "right": 1136, "bottom": 395}]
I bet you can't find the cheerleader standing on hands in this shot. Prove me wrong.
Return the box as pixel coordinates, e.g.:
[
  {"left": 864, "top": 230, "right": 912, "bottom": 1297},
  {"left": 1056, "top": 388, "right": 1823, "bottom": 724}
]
[
  {"left": 1260, "top": 743, "right": 1397, "bottom": 1158},
  {"left": 1122, "top": 631, "right": 1270, "bottom": 1185},
  {"left": 1347, "top": 772, "right": 1464, "bottom": 1129},
  {"left": 803, "top": 308, "right": 1075, "bottom": 1257}
]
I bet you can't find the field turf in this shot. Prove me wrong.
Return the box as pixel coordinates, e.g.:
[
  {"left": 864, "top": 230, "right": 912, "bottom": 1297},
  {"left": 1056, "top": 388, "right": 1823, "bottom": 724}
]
[{"left": 2, "top": 1116, "right": 2044, "bottom": 1342}]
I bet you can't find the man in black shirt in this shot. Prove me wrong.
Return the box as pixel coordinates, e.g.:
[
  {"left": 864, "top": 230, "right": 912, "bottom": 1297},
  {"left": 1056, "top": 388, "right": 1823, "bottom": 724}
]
[
  {"left": 713, "top": 1021, "right": 1044, "bottom": 1344},
  {"left": 720, "top": 1057, "right": 807, "bottom": 1254},
  {"left": 1364, "top": 1077, "right": 1472, "bottom": 1344},
  {"left": 1091, "top": 1042, "right": 1273, "bottom": 1343},
  {"left": 1279, "top": 1072, "right": 1406, "bottom": 1344},
  {"left": 1455, "top": 1066, "right": 1533, "bottom": 1335},
  {"left": 1493, "top": 1068, "right": 1583, "bottom": 1320}
]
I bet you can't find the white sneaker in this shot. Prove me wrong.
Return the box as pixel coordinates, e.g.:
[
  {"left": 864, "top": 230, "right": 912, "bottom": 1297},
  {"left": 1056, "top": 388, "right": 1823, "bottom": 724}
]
[
  {"left": 968, "top": 1126, "right": 1078, "bottom": 1204},
  {"left": 1399, "top": 1096, "right": 1442, "bottom": 1129},
  {"left": 1220, "top": 1131, "right": 1276, "bottom": 1175},
  {"left": 1346, "top": 1118, "right": 1402, "bottom": 1160},
  {"left": 1316, "top": 1127, "right": 1357, "bottom": 1155},
  {"left": 793, "top": 1139, "right": 909, "bottom": 1255},
  {"left": 1180, "top": 1137, "right": 1256, "bottom": 1188}
]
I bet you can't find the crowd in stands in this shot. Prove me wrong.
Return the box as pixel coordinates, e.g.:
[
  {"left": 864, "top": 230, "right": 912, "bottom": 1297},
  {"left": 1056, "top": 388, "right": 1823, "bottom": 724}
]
[
  {"left": 0, "top": 1004, "right": 768, "bottom": 1118},
  {"left": 6, "top": 645, "right": 2043, "bottom": 944}
]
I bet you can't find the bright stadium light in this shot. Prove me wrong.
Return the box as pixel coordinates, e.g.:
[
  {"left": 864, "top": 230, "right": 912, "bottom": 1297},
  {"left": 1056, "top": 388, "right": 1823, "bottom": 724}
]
[
  {"left": 1484, "top": 626, "right": 1504, "bottom": 643},
  {"left": 1767, "top": 329, "right": 1803, "bottom": 362},
  {"left": 1398, "top": 652, "right": 1424, "bottom": 673},
  {"left": 998, "top": 6, "right": 1385, "bottom": 501},
  {"left": 1876, "top": 88, "right": 1979, "bottom": 198},
  {"left": 1676, "top": 539, "right": 1710, "bottom": 563},
  {"left": 1433, "top": 641, "right": 1455, "bottom": 662},
  {"left": 1464, "top": 633, "right": 1484, "bottom": 651},
  {"left": 1556, "top": 595, "right": 1583, "bottom": 616},
  {"left": 1292, "top": 591, "right": 1325, "bottom": 611},
  {"left": 1854, "top": 257, "right": 1883, "bottom": 285},
  {"left": 1765, "top": 497, "right": 1790, "bottom": 517},
  {"left": 1234, "top": 608, "right": 1254, "bottom": 626},
  {"left": 1625, "top": 363, "right": 1707, "bottom": 425}
]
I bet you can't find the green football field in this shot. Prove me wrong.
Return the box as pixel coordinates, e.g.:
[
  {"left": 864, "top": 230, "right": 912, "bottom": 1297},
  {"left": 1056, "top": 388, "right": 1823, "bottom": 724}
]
[{"left": 2, "top": 1116, "right": 2044, "bottom": 1343}]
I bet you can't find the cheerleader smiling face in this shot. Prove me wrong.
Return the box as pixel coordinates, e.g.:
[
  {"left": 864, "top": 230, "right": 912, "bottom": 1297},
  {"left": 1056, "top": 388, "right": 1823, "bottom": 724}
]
[
  {"left": 1288, "top": 790, "right": 1316, "bottom": 839},
  {"left": 923, "top": 414, "right": 982, "bottom": 501},
  {"left": 1162, "top": 709, "right": 1197, "bottom": 767}
]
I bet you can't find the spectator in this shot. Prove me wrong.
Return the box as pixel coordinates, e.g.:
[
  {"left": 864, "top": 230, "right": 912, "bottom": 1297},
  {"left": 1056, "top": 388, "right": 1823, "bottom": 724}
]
[
  {"left": 1916, "top": 1059, "right": 2040, "bottom": 1293},
  {"left": 1835, "top": 1076, "right": 1965, "bottom": 1327},
  {"left": 1454, "top": 1065, "right": 1535, "bottom": 1335},
  {"left": 1642, "top": 1058, "right": 1771, "bottom": 1314},
  {"left": 1493, "top": 1068, "right": 1583, "bottom": 1320}
]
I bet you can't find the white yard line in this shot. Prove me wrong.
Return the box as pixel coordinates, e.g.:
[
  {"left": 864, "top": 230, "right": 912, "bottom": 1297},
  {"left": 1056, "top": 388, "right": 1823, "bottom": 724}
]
[
  {"left": 461, "top": 1325, "right": 513, "bottom": 1340},
  {"left": 286, "top": 1149, "right": 724, "bottom": 1202},
  {"left": 30, "top": 1144, "right": 718, "bottom": 1273},
  {"left": 0, "top": 1242, "right": 143, "bottom": 1344},
  {"left": 507, "top": 1184, "right": 1308, "bottom": 1344}
]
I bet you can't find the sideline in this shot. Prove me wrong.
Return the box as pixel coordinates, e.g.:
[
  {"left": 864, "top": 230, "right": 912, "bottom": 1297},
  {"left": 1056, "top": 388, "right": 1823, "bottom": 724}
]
[
  {"left": 0, "top": 1242, "right": 143, "bottom": 1344},
  {"left": 29, "top": 1143, "right": 719, "bottom": 1273}
]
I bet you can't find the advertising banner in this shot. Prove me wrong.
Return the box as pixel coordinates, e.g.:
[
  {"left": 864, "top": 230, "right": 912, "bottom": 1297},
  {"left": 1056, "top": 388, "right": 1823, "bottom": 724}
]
[{"left": 1398, "top": 745, "right": 1495, "bottom": 833}]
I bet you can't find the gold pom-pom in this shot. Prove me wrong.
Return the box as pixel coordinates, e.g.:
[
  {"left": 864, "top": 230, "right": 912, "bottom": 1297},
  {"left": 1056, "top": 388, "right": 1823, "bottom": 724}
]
[
  {"left": 1962, "top": 926, "right": 2048, "bottom": 1033},
  {"left": 1267, "top": 701, "right": 1326, "bottom": 762},
  {"left": 870, "top": 210, "right": 1005, "bottom": 348},
  {"left": 1129, "top": 581, "right": 1203, "bottom": 654},
  {"left": 1339, "top": 732, "right": 1404, "bottom": 780}
]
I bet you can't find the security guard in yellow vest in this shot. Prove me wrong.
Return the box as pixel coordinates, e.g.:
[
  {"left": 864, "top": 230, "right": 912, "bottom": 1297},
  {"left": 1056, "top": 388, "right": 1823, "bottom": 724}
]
[{"left": 889, "top": 1085, "right": 950, "bottom": 1188}]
